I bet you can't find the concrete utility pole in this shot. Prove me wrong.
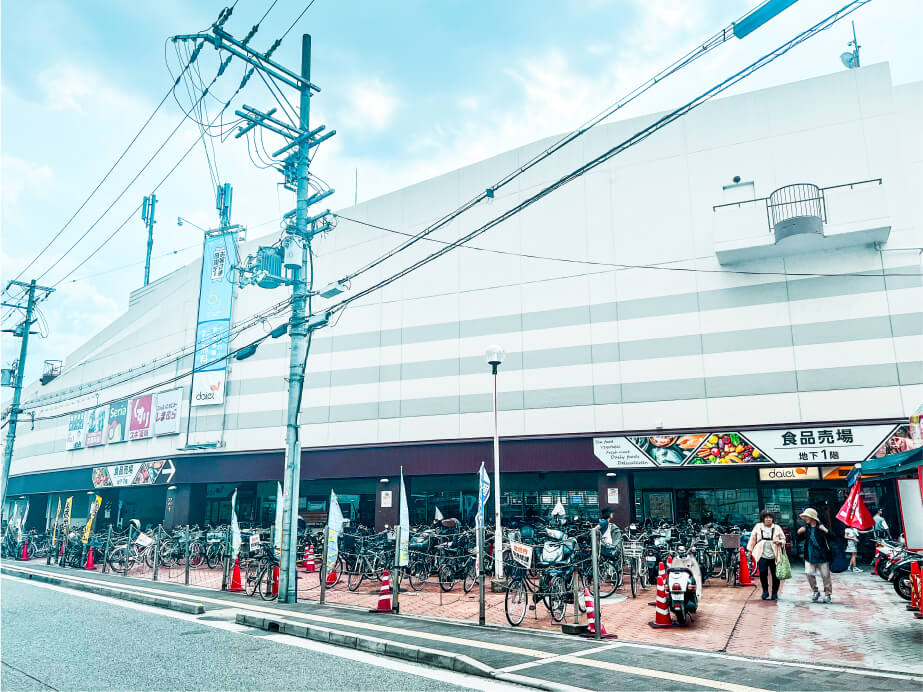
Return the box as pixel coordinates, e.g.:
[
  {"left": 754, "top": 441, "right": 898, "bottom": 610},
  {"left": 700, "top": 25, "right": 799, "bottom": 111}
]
[
  {"left": 142, "top": 193, "right": 157, "bottom": 286},
  {"left": 1, "top": 280, "right": 55, "bottom": 505},
  {"left": 173, "top": 23, "right": 336, "bottom": 603}
]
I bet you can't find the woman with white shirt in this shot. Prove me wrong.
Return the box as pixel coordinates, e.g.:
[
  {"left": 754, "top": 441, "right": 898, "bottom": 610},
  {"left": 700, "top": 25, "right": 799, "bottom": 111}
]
[{"left": 746, "top": 509, "right": 787, "bottom": 600}]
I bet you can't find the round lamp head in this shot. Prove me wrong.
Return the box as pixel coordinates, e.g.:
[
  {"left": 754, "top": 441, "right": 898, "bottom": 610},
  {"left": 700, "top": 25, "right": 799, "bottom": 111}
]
[{"left": 485, "top": 344, "right": 505, "bottom": 366}]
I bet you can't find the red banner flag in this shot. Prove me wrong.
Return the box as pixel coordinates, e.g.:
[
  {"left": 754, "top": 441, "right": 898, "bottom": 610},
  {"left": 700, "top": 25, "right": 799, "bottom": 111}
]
[{"left": 836, "top": 477, "right": 874, "bottom": 529}]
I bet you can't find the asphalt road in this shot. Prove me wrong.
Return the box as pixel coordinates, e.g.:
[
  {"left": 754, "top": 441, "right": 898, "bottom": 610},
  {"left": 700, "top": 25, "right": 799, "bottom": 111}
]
[{"left": 0, "top": 577, "right": 516, "bottom": 691}]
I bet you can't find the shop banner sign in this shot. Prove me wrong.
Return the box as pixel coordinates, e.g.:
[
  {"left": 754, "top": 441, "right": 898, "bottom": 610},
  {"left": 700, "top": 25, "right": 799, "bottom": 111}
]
[
  {"left": 82, "top": 495, "right": 102, "bottom": 544},
  {"left": 107, "top": 399, "right": 129, "bottom": 444},
  {"left": 129, "top": 395, "right": 153, "bottom": 440},
  {"left": 66, "top": 411, "right": 87, "bottom": 450},
  {"left": 191, "top": 231, "right": 238, "bottom": 407},
  {"left": 759, "top": 467, "right": 820, "bottom": 481},
  {"left": 91, "top": 460, "right": 173, "bottom": 488},
  {"left": 510, "top": 541, "right": 533, "bottom": 569},
  {"left": 154, "top": 387, "right": 182, "bottom": 436},
  {"left": 593, "top": 437, "right": 656, "bottom": 468},
  {"left": 84, "top": 406, "right": 108, "bottom": 447},
  {"left": 744, "top": 424, "right": 898, "bottom": 464}
]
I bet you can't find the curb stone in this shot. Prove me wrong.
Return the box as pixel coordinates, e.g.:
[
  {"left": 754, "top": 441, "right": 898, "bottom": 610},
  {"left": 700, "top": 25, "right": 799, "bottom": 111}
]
[
  {"left": 234, "top": 612, "right": 548, "bottom": 686},
  {"left": 1, "top": 565, "right": 205, "bottom": 615}
]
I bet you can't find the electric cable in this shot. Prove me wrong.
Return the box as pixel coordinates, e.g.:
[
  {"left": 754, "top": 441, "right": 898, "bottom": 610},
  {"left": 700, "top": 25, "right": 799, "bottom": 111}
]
[
  {"left": 333, "top": 0, "right": 795, "bottom": 287},
  {"left": 332, "top": 213, "right": 920, "bottom": 279},
  {"left": 324, "top": 0, "right": 875, "bottom": 316}
]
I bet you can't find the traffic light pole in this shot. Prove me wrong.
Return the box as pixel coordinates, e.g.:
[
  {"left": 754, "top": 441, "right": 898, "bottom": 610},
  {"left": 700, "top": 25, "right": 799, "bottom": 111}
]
[
  {"left": 1, "top": 280, "right": 54, "bottom": 505},
  {"left": 277, "top": 34, "right": 313, "bottom": 604}
]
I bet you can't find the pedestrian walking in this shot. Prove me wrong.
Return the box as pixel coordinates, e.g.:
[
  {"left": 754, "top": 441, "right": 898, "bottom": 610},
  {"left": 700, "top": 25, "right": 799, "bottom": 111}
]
[
  {"left": 844, "top": 526, "right": 863, "bottom": 572},
  {"left": 747, "top": 509, "right": 786, "bottom": 600},
  {"left": 797, "top": 508, "right": 833, "bottom": 603},
  {"left": 872, "top": 508, "right": 889, "bottom": 539}
]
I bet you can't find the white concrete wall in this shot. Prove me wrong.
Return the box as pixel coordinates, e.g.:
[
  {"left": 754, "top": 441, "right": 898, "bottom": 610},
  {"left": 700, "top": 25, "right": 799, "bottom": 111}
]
[{"left": 11, "top": 63, "right": 923, "bottom": 476}]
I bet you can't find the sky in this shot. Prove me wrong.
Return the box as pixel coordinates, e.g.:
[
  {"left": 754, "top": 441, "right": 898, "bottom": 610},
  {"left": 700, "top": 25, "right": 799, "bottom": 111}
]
[{"left": 2, "top": 0, "right": 923, "bottom": 385}]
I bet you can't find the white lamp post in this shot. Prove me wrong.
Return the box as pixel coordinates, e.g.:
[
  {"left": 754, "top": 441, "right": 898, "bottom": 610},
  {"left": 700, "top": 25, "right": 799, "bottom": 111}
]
[{"left": 485, "top": 344, "right": 505, "bottom": 581}]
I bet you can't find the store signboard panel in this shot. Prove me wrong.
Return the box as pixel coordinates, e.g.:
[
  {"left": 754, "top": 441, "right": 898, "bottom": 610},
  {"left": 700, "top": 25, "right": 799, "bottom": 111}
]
[
  {"left": 191, "top": 231, "right": 237, "bottom": 407},
  {"left": 91, "top": 460, "right": 174, "bottom": 488},
  {"left": 759, "top": 467, "right": 820, "bottom": 481},
  {"left": 745, "top": 424, "right": 898, "bottom": 464},
  {"left": 593, "top": 437, "right": 655, "bottom": 468},
  {"left": 154, "top": 387, "right": 182, "bottom": 436}
]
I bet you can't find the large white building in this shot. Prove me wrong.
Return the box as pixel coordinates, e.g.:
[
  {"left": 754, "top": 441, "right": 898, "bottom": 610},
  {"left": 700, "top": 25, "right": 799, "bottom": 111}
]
[{"left": 6, "top": 63, "right": 922, "bottom": 534}]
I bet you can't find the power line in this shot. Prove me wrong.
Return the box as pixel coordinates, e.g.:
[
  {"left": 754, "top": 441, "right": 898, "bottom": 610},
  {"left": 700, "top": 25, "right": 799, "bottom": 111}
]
[
  {"left": 333, "top": 0, "right": 789, "bottom": 288},
  {"left": 323, "top": 0, "right": 874, "bottom": 316},
  {"left": 333, "top": 214, "right": 920, "bottom": 279}
]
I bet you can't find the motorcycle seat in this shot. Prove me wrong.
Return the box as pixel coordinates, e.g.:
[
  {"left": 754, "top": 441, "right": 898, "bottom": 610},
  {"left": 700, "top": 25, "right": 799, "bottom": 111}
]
[{"left": 667, "top": 566, "right": 695, "bottom": 577}]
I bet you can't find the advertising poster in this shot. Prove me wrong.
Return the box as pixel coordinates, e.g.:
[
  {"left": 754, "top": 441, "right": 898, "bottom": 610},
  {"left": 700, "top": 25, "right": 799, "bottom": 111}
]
[
  {"left": 154, "top": 388, "right": 182, "bottom": 436},
  {"left": 630, "top": 434, "right": 706, "bottom": 465},
  {"left": 869, "top": 424, "right": 922, "bottom": 459},
  {"left": 129, "top": 395, "right": 153, "bottom": 440},
  {"left": 746, "top": 424, "right": 898, "bottom": 464},
  {"left": 84, "top": 406, "right": 108, "bottom": 447},
  {"left": 191, "top": 231, "right": 238, "bottom": 407},
  {"left": 593, "top": 437, "right": 656, "bottom": 468},
  {"left": 685, "top": 432, "right": 769, "bottom": 465},
  {"left": 66, "top": 411, "right": 87, "bottom": 450},
  {"left": 107, "top": 399, "right": 129, "bottom": 444},
  {"left": 82, "top": 495, "right": 102, "bottom": 544}
]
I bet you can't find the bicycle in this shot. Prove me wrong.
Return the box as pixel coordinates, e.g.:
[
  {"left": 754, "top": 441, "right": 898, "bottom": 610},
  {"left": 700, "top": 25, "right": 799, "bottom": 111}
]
[{"left": 244, "top": 543, "right": 279, "bottom": 601}]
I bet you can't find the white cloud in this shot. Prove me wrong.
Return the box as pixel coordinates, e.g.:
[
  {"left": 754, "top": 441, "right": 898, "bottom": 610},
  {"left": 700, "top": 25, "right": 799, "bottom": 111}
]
[
  {"left": 1, "top": 154, "right": 53, "bottom": 205},
  {"left": 343, "top": 79, "right": 400, "bottom": 131}
]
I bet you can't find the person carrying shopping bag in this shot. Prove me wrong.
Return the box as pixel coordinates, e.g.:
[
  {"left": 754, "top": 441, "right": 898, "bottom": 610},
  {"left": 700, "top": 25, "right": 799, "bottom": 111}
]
[{"left": 747, "top": 509, "right": 787, "bottom": 600}]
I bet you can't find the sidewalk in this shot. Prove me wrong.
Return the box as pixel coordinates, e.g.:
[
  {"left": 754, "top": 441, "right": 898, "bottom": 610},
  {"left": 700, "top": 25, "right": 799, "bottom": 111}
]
[{"left": 3, "top": 558, "right": 921, "bottom": 691}]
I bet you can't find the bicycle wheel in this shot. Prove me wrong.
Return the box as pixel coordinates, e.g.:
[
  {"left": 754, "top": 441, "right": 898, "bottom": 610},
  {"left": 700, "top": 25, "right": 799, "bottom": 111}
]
[
  {"left": 549, "top": 575, "right": 567, "bottom": 623},
  {"left": 246, "top": 560, "right": 261, "bottom": 596},
  {"left": 463, "top": 560, "right": 477, "bottom": 593},
  {"left": 347, "top": 562, "right": 365, "bottom": 592},
  {"left": 408, "top": 558, "right": 429, "bottom": 591},
  {"left": 598, "top": 560, "right": 619, "bottom": 599},
  {"left": 638, "top": 559, "right": 650, "bottom": 589},
  {"left": 325, "top": 556, "right": 344, "bottom": 588},
  {"left": 108, "top": 546, "right": 131, "bottom": 574},
  {"left": 438, "top": 562, "right": 456, "bottom": 592},
  {"left": 159, "top": 539, "right": 177, "bottom": 568},
  {"left": 206, "top": 544, "right": 223, "bottom": 569},
  {"left": 505, "top": 579, "right": 528, "bottom": 626},
  {"left": 630, "top": 562, "right": 639, "bottom": 598},
  {"left": 259, "top": 564, "right": 279, "bottom": 601}
]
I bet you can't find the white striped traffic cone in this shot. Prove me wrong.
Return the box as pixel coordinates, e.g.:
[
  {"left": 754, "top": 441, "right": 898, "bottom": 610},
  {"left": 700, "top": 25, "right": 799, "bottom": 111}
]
[
  {"left": 302, "top": 543, "right": 316, "bottom": 573},
  {"left": 583, "top": 588, "right": 614, "bottom": 637},
  {"left": 649, "top": 575, "right": 673, "bottom": 628},
  {"left": 370, "top": 570, "right": 393, "bottom": 613}
]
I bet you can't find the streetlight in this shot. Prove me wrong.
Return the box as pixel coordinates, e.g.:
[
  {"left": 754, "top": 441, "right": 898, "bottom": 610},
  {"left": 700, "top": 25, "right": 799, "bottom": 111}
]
[{"left": 485, "top": 344, "right": 505, "bottom": 583}]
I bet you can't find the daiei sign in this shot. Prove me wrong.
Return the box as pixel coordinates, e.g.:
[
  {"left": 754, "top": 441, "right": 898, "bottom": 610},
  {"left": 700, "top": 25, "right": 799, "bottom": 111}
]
[{"left": 759, "top": 467, "right": 820, "bottom": 481}]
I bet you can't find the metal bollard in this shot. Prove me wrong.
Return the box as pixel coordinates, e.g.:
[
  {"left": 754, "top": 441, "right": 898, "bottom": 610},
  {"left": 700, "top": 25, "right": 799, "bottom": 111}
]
[
  {"left": 590, "top": 527, "right": 601, "bottom": 640},
  {"left": 152, "top": 526, "right": 161, "bottom": 582},
  {"left": 102, "top": 526, "right": 112, "bottom": 574},
  {"left": 573, "top": 550, "right": 581, "bottom": 626},
  {"left": 478, "top": 525, "right": 486, "bottom": 626},
  {"left": 125, "top": 525, "right": 133, "bottom": 575},
  {"left": 184, "top": 527, "right": 191, "bottom": 586},
  {"left": 393, "top": 525, "right": 402, "bottom": 614},
  {"left": 319, "top": 526, "right": 329, "bottom": 605}
]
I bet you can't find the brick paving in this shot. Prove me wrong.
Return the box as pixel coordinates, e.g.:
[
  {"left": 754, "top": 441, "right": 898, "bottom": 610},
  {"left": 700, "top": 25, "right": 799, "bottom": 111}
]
[{"left": 20, "top": 556, "right": 921, "bottom": 674}]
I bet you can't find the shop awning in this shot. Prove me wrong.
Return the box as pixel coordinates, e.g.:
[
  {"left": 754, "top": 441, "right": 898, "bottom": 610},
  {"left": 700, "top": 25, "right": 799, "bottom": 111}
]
[{"left": 861, "top": 447, "right": 923, "bottom": 476}]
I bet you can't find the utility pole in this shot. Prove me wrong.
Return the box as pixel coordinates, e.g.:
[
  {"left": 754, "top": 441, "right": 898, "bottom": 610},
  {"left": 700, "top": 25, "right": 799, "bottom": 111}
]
[
  {"left": 142, "top": 193, "right": 157, "bottom": 286},
  {"left": 174, "top": 24, "right": 336, "bottom": 604},
  {"left": 1, "top": 280, "right": 55, "bottom": 505}
]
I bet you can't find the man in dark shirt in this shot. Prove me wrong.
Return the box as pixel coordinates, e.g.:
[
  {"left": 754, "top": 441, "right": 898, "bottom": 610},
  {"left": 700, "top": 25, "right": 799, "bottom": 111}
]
[{"left": 797, "top": 508, "right": 833, "bottom": 602}]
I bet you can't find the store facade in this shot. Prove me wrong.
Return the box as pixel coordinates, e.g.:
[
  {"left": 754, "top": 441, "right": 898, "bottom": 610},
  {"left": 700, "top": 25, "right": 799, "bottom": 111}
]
[{"left": 4, "top": 65, "right": 922, "bottom": 538}]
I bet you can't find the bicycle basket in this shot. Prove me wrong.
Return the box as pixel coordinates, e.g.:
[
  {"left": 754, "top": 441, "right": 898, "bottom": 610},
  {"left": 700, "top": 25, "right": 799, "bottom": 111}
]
[
  {"left": 541, "top": 541, "right": 564, "bottom": 564},
  {"left": 206, "top": 531, "right": 224, "bottom": 543},
  {"left": 720, "top": 533, "right": 741, "bottom": 549}
]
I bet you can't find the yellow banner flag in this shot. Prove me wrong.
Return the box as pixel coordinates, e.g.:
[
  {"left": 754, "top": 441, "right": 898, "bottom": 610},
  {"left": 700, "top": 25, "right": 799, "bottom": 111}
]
[
  {"left": 51, "top": 497, "right": 62, "bottom": 547},
  {"left": 82, "top": 495, "right": 102, "bottom": 544}
]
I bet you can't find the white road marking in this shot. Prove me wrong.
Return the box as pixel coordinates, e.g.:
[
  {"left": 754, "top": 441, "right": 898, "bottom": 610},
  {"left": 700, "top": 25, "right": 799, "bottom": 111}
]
[
  {"left": 2, "top": 575, "right": 526, "bottom": 691},
  {"left": 498, "top": 643, "right": 623, "bottom": 673}
]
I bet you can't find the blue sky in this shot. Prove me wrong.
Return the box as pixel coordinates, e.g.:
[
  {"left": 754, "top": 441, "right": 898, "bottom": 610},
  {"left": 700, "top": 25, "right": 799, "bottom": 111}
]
[{"left": 3, "top": 0, "right": 923, "bottom": 383}]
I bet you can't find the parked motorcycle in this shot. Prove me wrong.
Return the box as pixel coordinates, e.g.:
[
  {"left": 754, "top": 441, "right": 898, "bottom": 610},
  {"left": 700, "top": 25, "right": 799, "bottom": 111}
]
[
  {"left": 666, "top": 545, "right": 701, "bottom": 625},
  {"left": 888, "top": 553, "right": 923, "bottom": 601}
]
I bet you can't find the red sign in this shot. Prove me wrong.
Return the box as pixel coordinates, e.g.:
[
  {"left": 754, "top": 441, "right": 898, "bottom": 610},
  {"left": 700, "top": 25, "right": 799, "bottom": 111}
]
[{"left": 129, "top": 395, "right": 153, "bottom": 440}]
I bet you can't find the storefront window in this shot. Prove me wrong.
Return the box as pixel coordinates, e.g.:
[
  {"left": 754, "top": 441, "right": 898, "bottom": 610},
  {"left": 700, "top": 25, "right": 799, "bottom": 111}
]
[{"left": 673, "top": 488, "right": 758, "bottom": 526}]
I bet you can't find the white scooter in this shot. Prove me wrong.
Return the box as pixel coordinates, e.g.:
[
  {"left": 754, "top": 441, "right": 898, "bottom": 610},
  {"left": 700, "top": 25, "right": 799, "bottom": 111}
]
[{"left": 666, "top": 545, "right": 702, "bottom": 625}]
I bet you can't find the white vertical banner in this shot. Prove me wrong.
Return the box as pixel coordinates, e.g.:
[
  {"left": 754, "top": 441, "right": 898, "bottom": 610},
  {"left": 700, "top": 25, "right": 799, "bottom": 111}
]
[
  {"left": 476, "top": 462, "right": 490, "bottom": 529},
  {"left": 326, "top": 490, "right": 344, "bottom": 572},
  {"left": 396, "top": 468, "right": 409, "bottom": 567},
  {"left": 273, "top": 482, "right": 283, "bottom": 560},
  {"left": 230, "top": 488, "right": 241, "bottom": 557},
  {"left": 20, "top": 499, "right": 30, "bottom": 538}
]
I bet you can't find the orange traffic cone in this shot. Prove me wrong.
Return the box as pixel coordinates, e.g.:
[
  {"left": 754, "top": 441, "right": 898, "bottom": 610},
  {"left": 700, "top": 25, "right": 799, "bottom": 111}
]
[
  {"left": 59, "top": 541, "right": 65, "bottom": 557},
  {"left": 666, "top": 556, "right": 673, "bottom": 569},
  {"left": 325, "top": 565, "right": 338, "bottom": 587},
  {"left": 271, "top": 565, "right": 279, "bottom": 596},
  {"left": 737, "top": 547, "right": 754, "bottom": 586},
  {"left": 370, "top": 570, "right": 393, "bottom": 613},
  {"left": 908, "top": 561, "right": 920, "bottom": 611},
  {"left": 19, "top": 540, "right": 29, "bottom": 561},
  {"left": 84, "top": 547, "right": 95, "bottom": 570},
  {"left": 917, "top": 565, "right": 923, "bottom": 619},
  {"left": 584, "top": 587, "right": 616, "bottom": 637},
  {"left": 650, "top": 561, "right": 666, "bottom": 606},
  {"left": 649, "top": 576, "right": 673, "bottom": 628},
  {"left": 228, "top": 557, "right": 245, "bottom": 592},
  {"left": 303, "top": 543, "right": 316, "bottom": 573}
]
